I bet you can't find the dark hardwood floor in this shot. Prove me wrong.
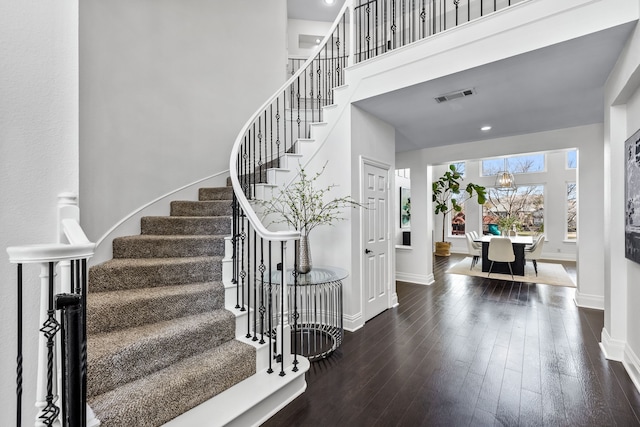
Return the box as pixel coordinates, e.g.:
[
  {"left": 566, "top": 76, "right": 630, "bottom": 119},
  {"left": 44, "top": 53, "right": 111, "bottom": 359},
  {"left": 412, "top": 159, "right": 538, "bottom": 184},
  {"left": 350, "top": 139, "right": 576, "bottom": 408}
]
[{"left": 263, "top": 254, "right": 640, "bottom": 426}]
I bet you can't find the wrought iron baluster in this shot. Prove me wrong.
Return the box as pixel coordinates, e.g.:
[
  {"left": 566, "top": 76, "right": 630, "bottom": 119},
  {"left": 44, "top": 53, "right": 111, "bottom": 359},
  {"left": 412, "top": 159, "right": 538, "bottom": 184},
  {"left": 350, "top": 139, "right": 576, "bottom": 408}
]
[
  {"left": 267, "top": 241, "right": 273, "bottom": 374},
  {"left": 16, "top": 263, "right": 23, "bottom": 427},
  {"left": 392, "top": 0, "right": 397, "bottom": 49},
  {"left": 40, "top": 261, "right": 60, "bottom": 427},
  {"left": 292, "top": 246, "right": 299, "bottom": 372},
  {"left": 279, "top": 242, "right": 286, "bottom": 377},
  {"left": 282, "top": 90, "right": 287, "bottom": 156},
  {"left": 246, "top": 224, "right": 252, "bottom": 339},
  {"left": 240, "top": 208, "right": 246, "bottom": 313},
  {"left": 81, "top": 258, "right": 88, "bottom": 427},
  {"left": 309, "top": 61, "right": 315, "bottom": 124},
  {"left": 455, "top": 0, "right": 460, "bottom": 26},
  {"left": 403, "top": 0, "right": 407, "bottom": 46},
  {"left": 269, "top": 105, "right": 273, "bottom": 175},
  {"left": 276, "top": 97, "right": 281, "bottom": 167},
  {"left": 259, "top": 238, "right": 266, "bottom": 344},
  {"left": 296, "top": 76, "right": 301, "bottom": 139},
  {"left": 233, "top": 192, "right": 240, "bottom": 309},
  {"left": 257, "top": 117, "right": 262, "bottom": 183},
  {"left": 252, "top": 230, "right": 258, "bottom": 341}
]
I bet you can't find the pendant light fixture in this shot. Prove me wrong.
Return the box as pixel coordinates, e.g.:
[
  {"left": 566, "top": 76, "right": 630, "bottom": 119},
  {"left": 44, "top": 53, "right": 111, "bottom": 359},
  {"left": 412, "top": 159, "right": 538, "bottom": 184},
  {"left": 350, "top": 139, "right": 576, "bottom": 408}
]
[{"left": 495, "top": 157, "right": 516, "bottom": 189}]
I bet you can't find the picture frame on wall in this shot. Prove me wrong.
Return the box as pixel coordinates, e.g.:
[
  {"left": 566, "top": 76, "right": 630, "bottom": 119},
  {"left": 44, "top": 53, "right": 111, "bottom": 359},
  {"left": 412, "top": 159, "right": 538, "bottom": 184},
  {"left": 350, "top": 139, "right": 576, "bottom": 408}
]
[
  {"left": 400, "top": 187, "right": 411, "bottom": 229},
  {"left": 625, "top": 127, "right": 640, "bottom": 264}
]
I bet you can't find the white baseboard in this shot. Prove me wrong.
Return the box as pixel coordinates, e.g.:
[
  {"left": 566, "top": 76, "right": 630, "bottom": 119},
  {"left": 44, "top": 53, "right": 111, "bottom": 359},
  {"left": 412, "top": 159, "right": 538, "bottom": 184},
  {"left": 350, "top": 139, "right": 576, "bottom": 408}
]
[
  {"left": 395, "top": 272, "right": 434, "bottom": 285},
  {"left": 600, "top": 327, "right": 625, "bottom": 361},
  {"left": 573, "top": 290, "right": 604, "bottom": 310},
  {"left": 343, "top": 312, "right": 364, "bottom": 332},
  {"left": 623, "top": 345, "right": 640, "bottom": 395}
]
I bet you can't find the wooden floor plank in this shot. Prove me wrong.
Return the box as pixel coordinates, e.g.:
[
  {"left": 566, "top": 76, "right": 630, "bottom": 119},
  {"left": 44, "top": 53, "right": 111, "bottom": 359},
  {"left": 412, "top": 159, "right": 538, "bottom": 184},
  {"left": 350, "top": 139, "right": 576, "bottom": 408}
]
[{"left": 263, "top": 254, "right": 640, "bottom": 426}]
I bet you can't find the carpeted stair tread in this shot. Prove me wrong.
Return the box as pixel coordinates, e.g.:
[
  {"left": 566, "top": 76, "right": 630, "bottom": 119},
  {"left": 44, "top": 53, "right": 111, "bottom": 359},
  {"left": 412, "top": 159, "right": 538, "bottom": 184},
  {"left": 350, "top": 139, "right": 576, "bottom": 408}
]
[
  {"left": 141, "top": 216, "right": 231, "bottom": 235},
  {"left": 89, "top": 339, "right": 256, "bottom": 427},
  {"left": 89, "top": 256, "right": 222, "bottom": 292},
  {"left": 87, "top": 309, "right": 236, "bottom": 398},
  {"left": 87, "top": 281, "right": 225, "bottom": 334},
  {"left": 112, "top": 234, "right": 226, "bottom": 258},
  {"left": 170, "top": 200, "right": 232, "bottom": 217},
  {"left": 199, "top": 187, "right": 233, "bottom": 201}
]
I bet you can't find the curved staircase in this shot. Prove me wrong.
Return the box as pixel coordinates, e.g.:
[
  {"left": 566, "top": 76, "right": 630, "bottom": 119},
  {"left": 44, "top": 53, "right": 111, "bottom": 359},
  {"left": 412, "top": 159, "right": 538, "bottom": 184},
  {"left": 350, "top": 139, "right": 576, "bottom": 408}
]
[{"left": 86, "top": 185, "right": 256, "bottom": 426}]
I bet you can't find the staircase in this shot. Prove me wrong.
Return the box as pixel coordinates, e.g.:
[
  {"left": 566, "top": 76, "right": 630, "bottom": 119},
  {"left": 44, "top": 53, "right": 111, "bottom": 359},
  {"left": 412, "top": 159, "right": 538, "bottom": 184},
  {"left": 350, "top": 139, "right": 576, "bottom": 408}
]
[{"left": 86, "top": 185, "right": 256, "bottom": 426}]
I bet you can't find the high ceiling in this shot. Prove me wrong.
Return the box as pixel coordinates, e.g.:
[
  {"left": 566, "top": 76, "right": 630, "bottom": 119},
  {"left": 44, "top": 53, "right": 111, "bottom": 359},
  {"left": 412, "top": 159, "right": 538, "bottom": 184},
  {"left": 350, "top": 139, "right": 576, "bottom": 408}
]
[
  {"left": 287, "top": 0, "right": 345, "bottom": 22},
  {"left": 288, "top": 2, "right": 635, "bottom": 154}
]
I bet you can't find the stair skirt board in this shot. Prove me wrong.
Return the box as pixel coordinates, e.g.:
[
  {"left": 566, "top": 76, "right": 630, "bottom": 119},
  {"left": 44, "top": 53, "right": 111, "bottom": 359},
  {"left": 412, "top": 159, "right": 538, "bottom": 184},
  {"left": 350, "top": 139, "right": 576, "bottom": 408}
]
[{"left": 162, "top": 357, "right": 310, "bottom": 427}]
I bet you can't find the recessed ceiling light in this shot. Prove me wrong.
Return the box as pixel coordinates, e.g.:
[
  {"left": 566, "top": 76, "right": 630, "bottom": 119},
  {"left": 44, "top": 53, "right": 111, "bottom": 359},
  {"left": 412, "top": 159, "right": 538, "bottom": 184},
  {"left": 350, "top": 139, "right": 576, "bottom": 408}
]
[
  {"left": 481, "top": 126, "right": 492, "bottom": 131},
  {"left": 324, "top": 0, "right": 335, "bottom": 4},
  {"left": 316, "top": 38, "right": 321, "bottom": 44}
]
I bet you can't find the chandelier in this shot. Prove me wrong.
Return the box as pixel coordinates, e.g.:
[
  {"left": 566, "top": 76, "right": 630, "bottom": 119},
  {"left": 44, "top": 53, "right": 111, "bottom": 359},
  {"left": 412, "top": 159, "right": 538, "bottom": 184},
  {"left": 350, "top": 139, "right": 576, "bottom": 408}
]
[{"left": 495, "top": 158, "right": 516, "bottom": 189}]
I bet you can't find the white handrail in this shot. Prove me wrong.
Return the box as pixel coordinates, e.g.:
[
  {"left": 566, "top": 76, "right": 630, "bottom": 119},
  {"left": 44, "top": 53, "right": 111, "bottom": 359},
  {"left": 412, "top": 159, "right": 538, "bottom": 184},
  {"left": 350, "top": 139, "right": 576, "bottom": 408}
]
[
  {"left": 229, "top": 0, "right": 351, "bottom": 242},
  {"left": 62, "top": 218, "right": 92, "bottom": 245},
  {"left": 7, "top": 242, "right": 95, "bottom": 264}
]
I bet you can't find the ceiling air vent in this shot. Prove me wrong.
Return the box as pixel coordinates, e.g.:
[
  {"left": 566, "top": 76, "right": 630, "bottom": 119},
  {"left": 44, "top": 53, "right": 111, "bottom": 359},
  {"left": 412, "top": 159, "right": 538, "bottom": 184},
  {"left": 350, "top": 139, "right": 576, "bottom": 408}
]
[{"left": 435, "top": 88, "right": 476, "bottom": 103}]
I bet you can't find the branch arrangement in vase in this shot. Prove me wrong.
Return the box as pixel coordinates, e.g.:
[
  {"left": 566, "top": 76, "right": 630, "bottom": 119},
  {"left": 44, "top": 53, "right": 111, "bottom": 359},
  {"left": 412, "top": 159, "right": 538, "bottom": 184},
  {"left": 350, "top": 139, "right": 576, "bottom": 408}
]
[{"left": 258, "top": 163, "right": 362, "bottom": 236}]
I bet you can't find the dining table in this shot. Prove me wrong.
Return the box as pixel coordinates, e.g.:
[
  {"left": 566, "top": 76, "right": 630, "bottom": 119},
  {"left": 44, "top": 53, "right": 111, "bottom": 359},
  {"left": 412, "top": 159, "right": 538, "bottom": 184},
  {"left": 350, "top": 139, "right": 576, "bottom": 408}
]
[{"left": 473, "top": 235, "right": 534, "bottom": 276}]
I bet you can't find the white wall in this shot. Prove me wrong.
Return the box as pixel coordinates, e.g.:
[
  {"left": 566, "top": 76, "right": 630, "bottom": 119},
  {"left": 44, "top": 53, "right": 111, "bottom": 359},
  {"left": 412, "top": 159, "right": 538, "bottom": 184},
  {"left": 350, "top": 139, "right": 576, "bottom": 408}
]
[
  {"left": 394, "top": 171, "right": 411, "bottom": 246},
  {"left": 79, "top": 0, "right": 288, "bottom": 241},
  {"left": 430, "top": 150, "right": 577, "bottom": 260},
  {"left": 625, "top": 73, "right": 640, "bottom": 369},
  {"left": 396, "top": 124, "right": 606, "bottom": 305},
  {"left": 0, "top": 0, "right": 79, "bottom": 424},
  {"left": 350, "top": 106, "right": 397, "bottom": 327},
  {"left": 288, "top": 19, "right": 333, "bottom": 58},
  {"left": 602, "top": 13, "right": 640, "bottom": 389}
]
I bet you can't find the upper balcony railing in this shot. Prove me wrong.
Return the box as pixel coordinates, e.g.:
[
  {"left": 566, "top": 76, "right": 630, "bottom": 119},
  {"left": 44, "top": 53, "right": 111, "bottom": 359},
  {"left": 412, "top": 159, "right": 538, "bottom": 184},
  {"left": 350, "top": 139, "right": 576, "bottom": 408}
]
[{"left": 354, "top": 0, "right": 526, "bottom": 62}]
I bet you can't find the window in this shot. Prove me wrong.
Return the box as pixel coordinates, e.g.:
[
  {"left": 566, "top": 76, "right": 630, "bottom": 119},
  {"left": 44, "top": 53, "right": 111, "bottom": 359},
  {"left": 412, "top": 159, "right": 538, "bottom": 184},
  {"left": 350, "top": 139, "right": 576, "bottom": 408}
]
[
  {"left": 452, "top": 162, "right": 465, "bottom": 176},
  {"left": 482, "top": 185, "right": 545, "bottom": 235},
  {"left": 481, "top": 153, "right": 545, "bottom": 176},
  {"left": 567, "top": 182, "right": 577, "bottom": 240},
  {"left": 395, "top": 168, "right": 410, "bottom": 178},
  {"left": 447, "top": 162, "right": 467, "bottom": 237},
  {"left": 567, "top": 149, "right": 577, "bottom": 169},
  {"left": 449, "top": 191, "right": 467, "bottom": 237}
]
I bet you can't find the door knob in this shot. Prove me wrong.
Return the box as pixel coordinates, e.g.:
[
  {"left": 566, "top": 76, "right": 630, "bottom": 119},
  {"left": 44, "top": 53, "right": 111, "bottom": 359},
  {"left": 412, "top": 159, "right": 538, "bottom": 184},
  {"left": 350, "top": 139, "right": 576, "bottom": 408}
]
[{"left": 365, "top": 249, "right": 372, "bottom": 254}]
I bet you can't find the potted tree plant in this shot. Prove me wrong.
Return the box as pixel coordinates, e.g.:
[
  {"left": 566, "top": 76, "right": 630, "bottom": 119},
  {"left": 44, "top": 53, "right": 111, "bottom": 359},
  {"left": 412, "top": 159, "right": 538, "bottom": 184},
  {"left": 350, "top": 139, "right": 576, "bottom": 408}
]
[{"left": 432, "top": 164, "right": 487, "bottom": 256}]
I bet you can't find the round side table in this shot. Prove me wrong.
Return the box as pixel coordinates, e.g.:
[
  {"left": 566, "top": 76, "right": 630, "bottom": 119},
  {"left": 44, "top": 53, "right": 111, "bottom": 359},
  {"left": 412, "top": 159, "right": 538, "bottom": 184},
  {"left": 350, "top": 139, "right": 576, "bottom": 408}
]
[{"left": 268, "top": 266, "right": 347, "bottom": 361}]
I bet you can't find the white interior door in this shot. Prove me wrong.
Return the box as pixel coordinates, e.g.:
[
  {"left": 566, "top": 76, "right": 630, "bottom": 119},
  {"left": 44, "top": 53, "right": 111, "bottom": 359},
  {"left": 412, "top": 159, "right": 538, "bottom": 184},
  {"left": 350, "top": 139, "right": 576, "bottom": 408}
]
[{"left": 363, "top": 161, "right": 390, "bottom": 321}]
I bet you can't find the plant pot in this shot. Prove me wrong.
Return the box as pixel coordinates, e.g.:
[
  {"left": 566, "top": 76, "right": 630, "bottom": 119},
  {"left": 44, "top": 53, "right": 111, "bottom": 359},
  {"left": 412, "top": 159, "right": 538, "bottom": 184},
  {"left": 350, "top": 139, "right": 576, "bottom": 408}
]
[{"left": 435, "top": 241, "right": 451, "bottom": 257}]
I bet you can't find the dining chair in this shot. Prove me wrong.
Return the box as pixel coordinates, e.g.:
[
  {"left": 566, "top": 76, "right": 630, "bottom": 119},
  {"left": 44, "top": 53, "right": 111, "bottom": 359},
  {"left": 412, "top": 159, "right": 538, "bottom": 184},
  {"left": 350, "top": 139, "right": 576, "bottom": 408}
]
[
  {"left": 525, "top": 234, "right": 545, "bottom": 276},
  {"left": 488, "top": 237, "right": 515, "bottom": 279},
  {"left": 468, "top": 231, "right": 482, "bottom": 250},
  {"left": 465, "top": 233, "right": 482, "bottom": 270}
]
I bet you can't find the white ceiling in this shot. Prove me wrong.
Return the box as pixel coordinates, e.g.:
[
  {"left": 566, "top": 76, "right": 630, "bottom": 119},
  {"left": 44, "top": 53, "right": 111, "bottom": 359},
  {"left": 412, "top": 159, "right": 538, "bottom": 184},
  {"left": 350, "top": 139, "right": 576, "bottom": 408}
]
[
  {"left": 287, "top": 0, "right": 345, "bottom": 22},
  {"left": 354, "top": 23, "right": 635, "bottom": 152}
]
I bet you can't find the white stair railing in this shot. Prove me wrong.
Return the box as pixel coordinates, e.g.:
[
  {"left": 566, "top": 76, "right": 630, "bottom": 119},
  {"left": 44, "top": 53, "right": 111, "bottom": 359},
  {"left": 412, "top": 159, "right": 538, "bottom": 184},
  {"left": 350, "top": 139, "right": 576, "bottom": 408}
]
[{"left": 7, "top": 193, "right": 97, "bottom": 427}]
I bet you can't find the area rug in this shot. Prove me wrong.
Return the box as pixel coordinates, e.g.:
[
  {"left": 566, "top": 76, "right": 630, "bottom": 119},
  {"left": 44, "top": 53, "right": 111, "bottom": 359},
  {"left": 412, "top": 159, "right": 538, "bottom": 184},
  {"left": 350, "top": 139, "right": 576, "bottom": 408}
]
[{"left": 446, "top": 257, "right": 576, "bottom": 288}]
